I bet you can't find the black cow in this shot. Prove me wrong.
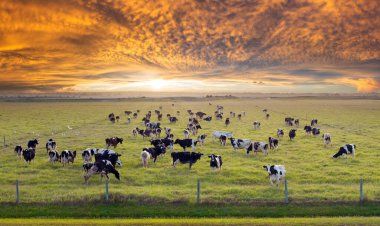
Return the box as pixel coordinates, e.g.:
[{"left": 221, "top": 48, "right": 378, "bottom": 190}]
[
  {"left": 171, "top": 152, "right": 203, "bottom": 169},
  {"left": 14, "top": 145, "right": 23, "bottom": 159},
  {"left": 219, "top": 135, "right": 227, "bottom": 146},
  {"left": 269, "top": 137, "right": 279, "bottom": 149},
  {"left": 46, "top": 138, "right": 57, "bottom": 152},
  {"left": 27, "top": 139, "right": 38, "bottom": 149},
  {"left": 23, "top": 148, "right": 36, "bottom": 164},
  {"left": 204, "top": 116, "right": 212, "bottom": 122},
  {"left": 142, "top": 146, "right": 166, "bottom": 163},
  {"left": 312, "top": 128, "right": 320, "bottom": 136},
  {"left": 83, "top": 160, "right": 120, "bottom": 183},
  {"left": 94, "top": 149, "right": 122, "bottom": 167},
  {"left": 208, "top": 154, "right": 222, "bottom": 170},
  {"left": 333, "top": 144, "right": 356, "bottom": 159},
  {"left": 105, "top": 137, "right": 123, "bottom": 148},
  {"left": 304, "top": 125, "right": 312, "bottom": 135},
  {"left": 174, "top": 139, "right": 198, "bottom": 151},
  {"left": 289, "top": 129, "right": 296, "bottom": 140}
]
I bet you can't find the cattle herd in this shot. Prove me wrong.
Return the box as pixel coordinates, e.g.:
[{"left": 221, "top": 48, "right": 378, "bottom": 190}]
[{"left": 14, "top": 104, "right": 356, "bottom": 187}]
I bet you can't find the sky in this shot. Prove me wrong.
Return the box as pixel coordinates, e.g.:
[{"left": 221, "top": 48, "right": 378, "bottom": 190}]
[{"left": 0, "top": 0, "right": 380, "bottom": 95}]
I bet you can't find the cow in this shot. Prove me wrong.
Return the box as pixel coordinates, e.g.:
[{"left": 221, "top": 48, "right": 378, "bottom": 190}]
[
  {"left": 204, "top": 116, "right": 212, "bottom": 122},
  {"left": 94, "top": 149, "right": 122, "bottom": 167},
  {"left": 229, "top": 138, "right": 252, "bottom": 152},
  {"left": 215, "top": 113, "right": 223, "bottom": 120},
  {"left": 124, "top": 111, "right": 132, "bottom": 115},
  {"left": 225, "top": 118, "right": 230, "bottom": 127},
  {"left": 197, "top": 134, "right": 207, "bottom": 146},
  {"left": 132, "top": 128, "right": 138, "bottom": 137},
  {"left": 262, "top": 109, "right": 268, "bottom": 113},
  {"left": 237, "top": 114, "right": 242, "bottom": 120},
  {"left": 82, "top": 148, "right": 99, "bottom": 162},
  {"left": 295, "top": 119, "right": 299, "bottom": 127},
  {"left": 212, "top": 131, "right": 233, "bottom": 141},
  {"left": 190, "top": 124, "right": 202, "bottom": 135},
  {"left": 322, "top": 133, "right": 331, "bottom": 146},
  {"left": 169, "top": 116, "right": 178, "bottom": 124},
  {"left": 23, "top": 148, "right": 36, "bottom": 164},
  {"left": 150, "top": 138, "right": 174, "bottom": 151},
  {"left": 105, "top": 137, "right": 123, "bottom": 148},
  {"left": 311, "top": 119, "right": 318, "bottom": 126},
  {"left": 45, "top": 138, "right": 57, "bottom": 152},
  {"left": 247, "top": 142, "right": 268, "bottom": 156},
  {"left": 164, "top": 127, "right": 172, "bottom": 137},
  {"left": 157, "top": 113, "right": 163, "bottom": 121},
  {"left": 146, "top": 122, "right": 160, "bottom": 130},
  {"left": 265, "top": 113, "right": 270, "bottom": 120},
  {"left": 285, "top": 117, "right": 294, "bottom": 126},
  {"left": 61, "top": 150, "right": 76, "bottom": 166},
  {"left": 141, "top": 150, "right": 150, "bottom": 168},
  {"left": 27, "top": 139, "right": 38, "bottom": 149},
  {"left": 127, "top": 117, "right": 131, "bottom": 124},
  {"left": 196, "top": 112, "right": 207, "bottom": 119},
  {"left": 174, "top": 139, "right": 198, "bottom": 151},
  {"left": 304, "top": 126, "right": 312, "bottom": 135},
  {"left": 289, "top": 129, "right": 296, "bottom": 140},
  {"left": 83, "top": 160, "right": 120, "bottom": 184},
  {"left": 133, "top": 112, "right": 138, "bottom": 119},
  {"left": 269, "top": 137, "right": 279, "bottom": 149},
  {"left": 312, "top": 128, "right": 320, "bottom": 136},
  {"left": 108, "top": 113, "right": 115, "bottom": 123},
  {"left": 333, "top": 144, "right": 356, "bottom": 159},
  {"left": 176, "top": 110, "right": 180, "bottom": 116},
  {"left": 263, "top": 165, "right": 286, "bottom": 186},
  {"left": 208, "top": 154, "right": 222, "bottom": 171},
  {"left": 242, "top": 111, "right": 246, "bottom": 116},
  {"left": 183, "top": 129, "right": 190, "bottom": 139},
  {"left": 14, "top": 145, "right": 23, "bottom": 159},
  {"left": 142, "top": 146, "right": 166, "bottom": 164},
  {"left": 48, "top": 150, "right": 61, "bottom": 163},
  {"left": 219, "top": 135, "right": 227, "bottom": 146},
  {"left": 171, "top": 152, "right": 203, "bottom": 169},
  {"left": 115, "top": 116, "right": 120, "bottom": 122},
  {"left": 154, "top": 128, "right": 162, "bottom": 138},
  {"left": 277, "top": 129, "right": 284, "bottom": 138},
  {"left": 253, "top": 121, "right": 261, "bottom": 129},
  {"left": 230, "top": 112, "right": 236, "bottom": 118}
]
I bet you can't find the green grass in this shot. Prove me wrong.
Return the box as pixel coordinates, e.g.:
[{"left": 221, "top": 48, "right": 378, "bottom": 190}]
[{"left": 0, "top": 98, "right": 379, "bottom": 216}]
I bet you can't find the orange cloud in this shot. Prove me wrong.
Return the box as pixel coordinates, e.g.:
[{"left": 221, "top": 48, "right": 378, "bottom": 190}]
[{"left": 339, "top": 78, "right": 380, "bottom": 93}]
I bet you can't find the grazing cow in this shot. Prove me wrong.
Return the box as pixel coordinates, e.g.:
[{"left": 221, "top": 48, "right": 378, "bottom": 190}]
[
  {"left": 124, "top": 111, "right": 132, "bottom": 115},
  {"left": 204, "top": 116, "right": 212, "bottom": 122},
  {"left": 48, "top": 150, "right": 60, "bottom": 163},
  {"left": 169, "top": 116, "right": 178, "bottom": 124},
  {"left": 277, "top": 129, "right": 284, "bottom": 138},
  {"left": 304, "top": 125, "right": 312, "bottom": 135},
  {"left": 190, "top": 124, "right": 202, "bottom": 135},
  {"left": 322, "top": 133, "right": 331, "bottom": 146},
  {"left": 45, "top": 138, "right": 57, "bottom": 152},
  {"left": 154, "top": 128, "right": 162, "bottom": 138},
  {"left": 269, "top": 137, "right": 279, "bottom": 149},
  {"left": 215, "top": 113, "right": 223, "bottom": 120},
  {"left": 289, "top": 129, "right": 296, "bottom": 140},
  {"left": 263, "top": 165, "right": 286, "bottom": 186},
  {"left": 83, "top": 160, "right": 120, "bottom": 183},
  {"left": 174, "top": 139, "right": 198, "bottom": 151},
  {"left": 133, "top": 113, "right": 138, "bottom": 119},
  {"left": 253, "top": 121, "right": 261, "bottom": 129},
  {"left": 165, "top": 133, "right": 174, "bottom": 140},
  {"left": 150, "top": 138, "right": 174, "bottom": 151},
  {"left": 196, "top": 112, "right": 206, "bottom": 119},
  {"left": 105, "top": 137, "right": 123, "bottom": 148},
  {"left": 164, "top": 127, "right": 172, "bottom": 137},
  {"left": 295, "top": 119, "right": 299, "bottom": 127},
  {"left": 94, "top": 149, "right": 122, "bottom": 167},
  {"left": 132, "top": 128, "right": 138, "bottom": 137},
  {"left": 171, "top": 152, "right": 203, "bottom": 169},
  {"left": 82, "top": 148, "right": 98, "bottom": 162},
  {"left": 146, "top": 122, "right": 161, "bottom": 130},
  {"left": 333, "top": 144, "right": 356, "bottom": 159},
  {"left": 312, "top": 128, "right": 320, "bottom": 136},
  {"left": 27, "top": 139, "right": 38, "bottom": 149},
  {"left": 285, "top": 117, "right": 294, "bottom": 126},
  {"left": 229, "top": 138, "right": 252, "bottom": 151},
  {"left": 197, "top": 134, "right": 207, "bottom": 146},
  {"left": 115, "top": 116, "right": 120, "bottom": 122},
  {"left": 265, "top": 113, "right": 270, "bottom": 120},
  {"left": 14, "top": 145, "right": 23, "bottom": 159},
  {"left": 212, "top": 131, "right": 233, "bottom": 141},
  {"left": 23, "top": 148, "right": 36, "bottom": 163},
  {"left": 108, "top": 113, "right": 115, "bottom": 123},
  {"left": 142, "top": 146, "right": 166, "bottom": 164},
  {"left": 225, "top": 118, "right": 230, "bottom": 127},
  {"left": 247, "top": 142, "right": 269, "bottom": 156},
  {"left": 230, "top": 112, "right": 236, "bottom": 118},
  {"left": 141, "top": 150, "right": 150, "bottom": 168},
  {"left": 183, "top": 129, "right": 190, "bottom": 139},
  {"left": 219, "top": 135, "right": 227, "bottom": 146},
  {"left": 237, "top": 114, "right": 242, "bottom": 120},
  {"left": 311, "top": 119, "right": 318, "bottom": 126},
  {"left": 61, "top": 150, "right": 76, "bottom": 166},
  {"left": 209, "top": 154, "right": 222, "bottom": 171}
]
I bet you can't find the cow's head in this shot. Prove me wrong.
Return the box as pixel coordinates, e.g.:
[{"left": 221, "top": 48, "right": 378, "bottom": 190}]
[
  {"left": 174, "top": 139, "right": 180, "bottom": 144},
  {"left": 263, "top": 165, "right": 275, "bottom": 176}
]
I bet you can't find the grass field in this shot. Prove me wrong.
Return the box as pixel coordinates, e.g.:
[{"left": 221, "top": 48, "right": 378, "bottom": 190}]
[{"left": 0, "top": 97, "right": 379, "bottom": 214}]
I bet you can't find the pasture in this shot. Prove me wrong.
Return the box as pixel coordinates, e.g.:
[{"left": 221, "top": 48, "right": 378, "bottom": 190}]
[{"left": 0, "top": 97, "right": 379, "bottom": 208}]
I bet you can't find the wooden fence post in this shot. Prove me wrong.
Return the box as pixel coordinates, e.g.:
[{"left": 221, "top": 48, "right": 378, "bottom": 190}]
[
  {"left": 3, "top": 136, "right": 5, "bottom": 148},
  {"left": 360, "top": 177, "right": 364, "bottom": 203},
  {"left": 284, "top": 178, "right": 289, "bottom": 205},
  {"left": 105, "top": 180, "right": 109, "bottom": 202},
  {"left": 197, "top": 178, "right": 200, "bottom": 206},
  {"left": 16, "top": 179, "right": 19, "bottom": 204}
]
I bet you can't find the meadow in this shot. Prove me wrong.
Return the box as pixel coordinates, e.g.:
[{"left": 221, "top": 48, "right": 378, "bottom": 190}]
[{"left": 0, "top": 97, "right": 379, "bottom": 209}]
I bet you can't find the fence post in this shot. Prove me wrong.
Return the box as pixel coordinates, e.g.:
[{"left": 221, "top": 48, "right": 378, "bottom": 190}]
[
  {"left": 3, "top": 136, "right": 5, "bottom": 148},
  {"left": 105, "top": 180, "right": 109, "bottom": 202},
  {"left": 360, "top": 177, "right": 363, "bottom": 203},
  {"left": 197, "top": 178, "right": 200, "bottom": 206},
  {"left": 284, "top": 178, "right": 289, "bottom": 205},
  {"left": 16, "top": 179, "right": 19, "bottom": 204}
]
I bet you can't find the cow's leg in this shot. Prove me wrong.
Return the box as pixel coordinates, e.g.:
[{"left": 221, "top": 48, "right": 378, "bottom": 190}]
[{"left": 269, "top": 178, "right": 274, "bottom": 186}]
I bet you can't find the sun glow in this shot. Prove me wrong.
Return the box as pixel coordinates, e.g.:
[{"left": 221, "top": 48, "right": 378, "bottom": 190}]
[{"left": 150, "top": 79, "right": 165, "bottom": 90}]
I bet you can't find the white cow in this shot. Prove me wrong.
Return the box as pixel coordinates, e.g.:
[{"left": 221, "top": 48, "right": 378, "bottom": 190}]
[{"left": 212, "top": 131, "right": 233, "bottom": 141}]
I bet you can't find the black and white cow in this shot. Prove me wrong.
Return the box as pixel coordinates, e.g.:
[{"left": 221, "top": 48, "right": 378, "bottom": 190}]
[
  {"left": 333, "top": 144, "right": 356, "bottom": 159},
  {"left": 208, "top": 154, "right": 222, "bottom": 171},
  {"left": 14, "top": 145, "right": 23, "bottom": 159},
  {"left": 268, "top": 137, "right": 279, "bottom": 149},
  {"left": 183, "top": 129, "right": 190, "bottom": 139},
  {"left": 45, "top": 139, "right": 57, "bottom": 152},
  {"left": 48, "top": 150, "right": 60, "bottom": 163},
  {"left": 133, "top": 112, "right": 138, "bottom": 119},
  {"left": 219, "top": 135, "right": 227, "bottom": 146},
  {"left": 142, "top": 146, "right": 166, "bottom": 164},
  {"left": 277, "top": 129, "right": 284, "bottom": 138},
  {"left": 312, "top": 128, "right": 320, "bottom": 136},
  {"left": 150, "top": 138, "right": 174, "bottom": 151},
  {"left": 164, "top": 127, "right": 172, "bottom": 137},
  {"left": 197, "top": 134, "right": 207, "bottom": 146},
  {"left": 146, "top": 122, "right": 161, "bottom": 130},
  {"left": 237, "top": 114, "right": 242, "bottom": 120},
  {"left": 285, "top": 117, "right": 294, "bottom": 126},
  {"left": 295, "top": 119, "right": 300, "bottom": 127},
  {"left": 27, "top": 139, "right": 39, "bottom": 149},
  {"left": 247, "top": 142, "right": 269, "bottom": 156},
  {"left": 204, "top": 116, "right": 212, "bottom": 122},
  {"left": 61, "top": 150, "right": 77, "bottom": 166},
  {"left": 311, "top": 119, "right": 318, "bottom": 126},
  {"left": 230, "top": 112, "right": 236, "bottom": 118},
  {"left": 263, "top": 164, "right": 286, "bottom": 186},
  {"left": 105, "top": 137, "right": 123, "bottom": 148},
  {"left": 171, "top": 152, "right": 203, "bottom": 169},
  {"left": 174, "top": 139, "right": 198, "bottom": 151},
  {"left": 225, "top": 118, "right": 230, "bottom": 127},
  {"left": 304, "top": 126, "right": 312, "bottom": 135},
  {"left": 322, "top": 133, "right": 331, "bottom": 146},
  {"left": 289, "top": 129, "right": 296, "bottom": 140},
  {"left": 196, "top": 112, "right": 207, "bottom": 119},
  {"left": 94, "top": 149, "right": 122, "bottom": 167},
  {"left": 82, "top": 148, "right": 99, "bottom": 162},
  {"left": 23, "top": 148, "right": 36, "bottom": 163},
  {"left": 127, "top": 117, "right": 131, "bottom": 124},
  {"left": 169, "top": 116, "right": 178, "bottom": 124},
  {"left": 83, "top": 160, "right": 120, "bottom": 183},
  {"left": 229, "top": 138, "right": 252, "bottom": 152},
  {"left": 253, "top": 121, "right": 261, "bottom": 129}
]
